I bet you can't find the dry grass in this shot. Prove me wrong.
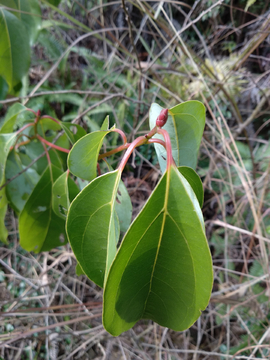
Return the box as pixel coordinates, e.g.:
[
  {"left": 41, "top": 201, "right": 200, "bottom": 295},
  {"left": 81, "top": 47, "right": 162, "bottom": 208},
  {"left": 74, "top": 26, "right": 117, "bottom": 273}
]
[{"left": 1, "top": 0, "right": 270, "bottom": 359}]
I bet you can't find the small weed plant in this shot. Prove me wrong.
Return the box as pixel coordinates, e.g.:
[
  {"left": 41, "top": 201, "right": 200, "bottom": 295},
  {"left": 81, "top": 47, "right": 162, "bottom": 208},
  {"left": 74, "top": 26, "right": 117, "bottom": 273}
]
[{"left": 0, "top": 100, "right": 213, "bottom": 336}]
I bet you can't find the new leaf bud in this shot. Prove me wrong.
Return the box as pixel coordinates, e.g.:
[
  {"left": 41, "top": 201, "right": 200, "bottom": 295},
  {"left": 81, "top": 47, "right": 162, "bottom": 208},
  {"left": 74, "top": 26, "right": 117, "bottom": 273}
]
[{"left": 156, "top": 109, "right": 168, "bottom": 128}]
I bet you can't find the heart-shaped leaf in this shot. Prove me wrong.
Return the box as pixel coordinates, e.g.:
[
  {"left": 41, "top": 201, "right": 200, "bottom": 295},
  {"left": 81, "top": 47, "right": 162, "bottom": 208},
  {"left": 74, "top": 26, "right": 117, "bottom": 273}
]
[
  {"left": 66, "top": 170, "right": 121, "bottom": 288},
  {"left": 149, "top": 101, "right": 205, "bottom": 171},
  {"left": 67, "top": 130, "right": 112, "bottom": 181},
  {"left": 103, "top": 165, "right": 212, "bottom": 336},
  {"left": 19, "top": 165, "right": 67, "bottom": 253}
]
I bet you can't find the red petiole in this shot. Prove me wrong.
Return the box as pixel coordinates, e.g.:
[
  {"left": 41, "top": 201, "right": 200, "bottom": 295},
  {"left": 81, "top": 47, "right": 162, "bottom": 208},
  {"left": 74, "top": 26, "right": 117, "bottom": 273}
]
[{"left": 36, "top": 134, "right": 70, "bottom": 154}]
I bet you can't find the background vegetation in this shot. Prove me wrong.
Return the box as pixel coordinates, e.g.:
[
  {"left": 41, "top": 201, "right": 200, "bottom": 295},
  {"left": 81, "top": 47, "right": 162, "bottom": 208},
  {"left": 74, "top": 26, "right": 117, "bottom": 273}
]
[{"left": 0, "top": 0, "right": 270, "bottom": 359}]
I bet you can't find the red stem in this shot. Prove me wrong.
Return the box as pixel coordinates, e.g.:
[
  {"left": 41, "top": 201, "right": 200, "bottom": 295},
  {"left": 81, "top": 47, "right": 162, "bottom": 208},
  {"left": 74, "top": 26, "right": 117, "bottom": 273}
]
[
  {"left": 98, "top": 143, "right": 130, "bottom": 160},
  {"left": 40, "top": 139, "right": 51, "bottom": 165},
  {"left": 16, "top": 122, "right": 34, "bottom": 135},
  {"left": 15, "top": 139, "right": 32, "bottom": 150},
  {"left": 148, "top": 138, "right": 166, "bottom": 148},
  {"left": 118, "top": 136, "right": 147, "bottom": 172},
  {"left": 26, "top": 108, "right": 37, "bottom": 116},
  {"left": 111, "top": 128, "right": 127, "bottom": 144},
  {"left": 36, "top": 134, "right": 70, "bottom": 153},
  {"left": 157, "top": 128, "right": 174, "bottom": 170},
  {"left": 97, "top": 163, "right": 101, "bottom": 176},
  {"left": 144, "top": 125, "right": 157, "bottom": 140}
]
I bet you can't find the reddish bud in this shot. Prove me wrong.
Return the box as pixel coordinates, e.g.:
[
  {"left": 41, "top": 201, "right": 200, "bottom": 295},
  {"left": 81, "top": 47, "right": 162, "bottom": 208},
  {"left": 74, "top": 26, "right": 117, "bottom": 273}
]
[{"left": 156, "top": 109, "right": 168, "bottom": 128}]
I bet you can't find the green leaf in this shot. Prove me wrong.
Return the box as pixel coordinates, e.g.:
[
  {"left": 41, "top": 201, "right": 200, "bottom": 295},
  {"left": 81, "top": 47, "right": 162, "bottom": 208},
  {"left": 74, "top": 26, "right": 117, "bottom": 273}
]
[
  {"left": 19, "top": 165, "right": 67, "bottom": 253},
  {"left": 67, "top": 130, "right": 112, "bottom": 181},
  {"left": 52, "top": 171, "right": 79, "bottom": 220},
  {"left": 25, "top": 140, "right": 64, "bottom": 174},
  {"left": 0, "top": 133, "right": 17, "bottom": 185},
  {"left": 245, "top": 0, "right": 257, "bottom": 11},
  {"left": 149, "top": 101, "right": 205, "bottom": 171},
  {"left": 20, "top": 0, "right": 41, "bottom": 44},
  {"left": 47, "top": 0, "right": 62, "bottom": 6},
  {"left": 0, "top": 133, "right": 17, "bottom": 207},
  {"left": 66, "top": 170, "right": 121, "bottom": 288},
  {"left": 115, "top": 180, "right": 132, "bottom": 233},
  {"left": 60, "top": 123, "right": 87, "bottom": 144},
  {"left": 101, "top": 115, "right": 109, "bottom": 131},
  {"left": 0, "top": 103, "right": 28, "bottom": 133},
  {"left": 0, "top": 76, "right": 8, "bottom": 100},
  {"left": 76, "top": 262, "right": 85, "bottom": 276},
  {"left": 178, "top": 166, "right": 204, "bottom": 208},
  {"left": 103, "top": 165, "right": 212, "bottom": 336},
  {"left": 6, "top": 150, "right": 40, "bottom": 213},
  {"left": 0, "top": 201, "right": 8, "bottom": 244},
  {"left": 1, "top": 0, "right": 41, "bottom": 44},
  {"left": 0, "top": 8, "right": 30, "bottom": 91}
]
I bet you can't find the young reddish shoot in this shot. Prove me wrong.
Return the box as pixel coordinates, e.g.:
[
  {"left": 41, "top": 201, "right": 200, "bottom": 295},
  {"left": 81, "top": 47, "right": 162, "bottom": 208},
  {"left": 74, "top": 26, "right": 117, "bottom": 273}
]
[
  {"left": 111, "top": 128, "right": 127, "bottom": 144},
  {"left": 156, "top": 109, "right": 168, "bottom": 128}
]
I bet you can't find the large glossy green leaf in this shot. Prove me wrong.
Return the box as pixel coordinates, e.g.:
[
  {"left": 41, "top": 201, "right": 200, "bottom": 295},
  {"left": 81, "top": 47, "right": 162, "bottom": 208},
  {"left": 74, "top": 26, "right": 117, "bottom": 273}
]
[
  {"left": 0, "top": 8, "right": 30, "bottom": 91},
  {"left": 103, "top": 165, "right": 212, "bottom": 336},
  {"left": 6, "top": 150, "right": 40, "bottom": 213},
  {"left": 149, "top": 101, "right": 205, "bottom": 171},
  {"left": 52, "top": 171, "right": 79, "bottom": 220},
  {"left": 19, "top": 165, "right": 67, "bottom": 253},
  {"left": 66, "top": 170, "right": 121, "bottom": 288},
  {"left": 67, "top": 130, "right": 112, "bottom": 181}
]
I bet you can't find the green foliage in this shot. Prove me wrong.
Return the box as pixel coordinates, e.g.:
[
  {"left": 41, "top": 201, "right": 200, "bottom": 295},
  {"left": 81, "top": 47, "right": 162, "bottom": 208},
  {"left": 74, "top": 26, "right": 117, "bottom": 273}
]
[
  {"left": 67, "top": 129, "right": 114, "bottom": 181},
  {"left": 0, "top": 99, "right": 212, "bottom": 336},
  {"left": 0, "top": 0, "right": 40, "bottom": 96},
  {"left": 19, "top": 165, "right": 67, "bottom": 253},
  {"left": 103, "top": 165, "right": 212, "bottom": 336}
]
